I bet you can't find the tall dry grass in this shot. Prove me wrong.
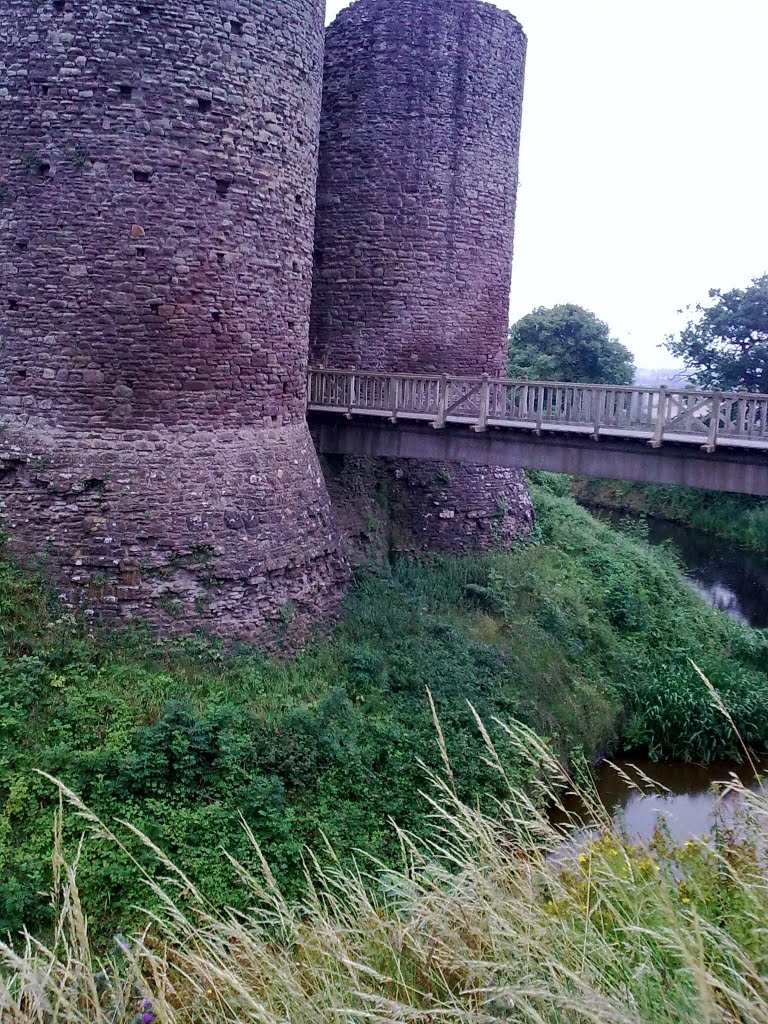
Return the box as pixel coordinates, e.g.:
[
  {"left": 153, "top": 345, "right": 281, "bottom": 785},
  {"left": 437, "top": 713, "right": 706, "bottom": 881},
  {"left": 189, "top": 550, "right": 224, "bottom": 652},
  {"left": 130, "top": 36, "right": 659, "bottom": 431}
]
[{"left": 3, "top": 703, "right": 768, "bottom": 1024}]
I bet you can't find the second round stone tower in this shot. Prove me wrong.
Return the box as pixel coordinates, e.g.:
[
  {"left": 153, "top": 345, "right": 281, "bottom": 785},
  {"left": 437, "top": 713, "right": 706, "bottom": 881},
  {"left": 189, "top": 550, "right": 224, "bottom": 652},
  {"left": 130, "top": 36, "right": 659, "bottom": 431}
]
[
  {"left": 0, "top": 0, "right": 347, "bottom": 643},
  {"left": 311, "top": 0, "right": 534, "bottom": 552}
]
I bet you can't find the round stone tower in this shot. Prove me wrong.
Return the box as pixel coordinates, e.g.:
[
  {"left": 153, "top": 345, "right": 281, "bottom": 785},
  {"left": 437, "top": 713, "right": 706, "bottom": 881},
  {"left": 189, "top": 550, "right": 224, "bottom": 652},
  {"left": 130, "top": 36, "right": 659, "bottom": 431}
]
[
  {"left": 311, "top": 0, "right": 534, "bottom": 553},
  {"left": 0, "top": 0, "right": 348, "bottom": 644}
]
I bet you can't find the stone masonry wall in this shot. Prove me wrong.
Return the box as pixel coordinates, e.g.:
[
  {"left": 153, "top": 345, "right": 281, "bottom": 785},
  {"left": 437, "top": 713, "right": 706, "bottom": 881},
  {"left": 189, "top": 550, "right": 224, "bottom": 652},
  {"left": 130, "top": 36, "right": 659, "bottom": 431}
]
[
  {"left": 310, "top": 0, "right": 534, "bottom": 552},
  {"left": 320, "top": 454, "right": 534, "bottom": 564},
  {"left": 0, "top": 0, "right": 348, "bottom": 645}
]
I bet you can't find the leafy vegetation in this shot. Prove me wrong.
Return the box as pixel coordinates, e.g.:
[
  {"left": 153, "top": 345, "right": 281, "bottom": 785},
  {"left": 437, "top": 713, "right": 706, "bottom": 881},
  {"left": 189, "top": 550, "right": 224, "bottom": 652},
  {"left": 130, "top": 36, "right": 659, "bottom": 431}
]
[
  {"left": 1, "top": 479, "right": 767, "bottom": 939},
  {"left": 666, "top": 273, "right": 768, "bottom": 391},
  {"left": 508, "top": 303, "right": 635, "bottom": 385},
  {"left": 571, "top": 476, "right": 768, "bottom": 554},
  {"left": 4, "top": 722, "right": 768, "bottom": 1024}
]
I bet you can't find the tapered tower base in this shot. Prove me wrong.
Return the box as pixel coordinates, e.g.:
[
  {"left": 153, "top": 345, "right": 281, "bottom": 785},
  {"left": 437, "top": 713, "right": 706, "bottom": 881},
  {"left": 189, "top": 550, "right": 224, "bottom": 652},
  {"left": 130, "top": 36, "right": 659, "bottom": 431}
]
[{"left": 1, "top": 420, "right": 347, "bottom": 648}]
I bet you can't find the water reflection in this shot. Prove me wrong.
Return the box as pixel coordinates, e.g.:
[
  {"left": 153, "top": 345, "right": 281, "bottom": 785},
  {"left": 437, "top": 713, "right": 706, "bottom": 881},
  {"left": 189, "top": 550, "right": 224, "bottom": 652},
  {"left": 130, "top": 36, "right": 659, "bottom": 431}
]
[
  {"left": 689, "top": 581, "right": 750, "bottom": 625},
  {"left": 569, "top": 758, "right": 768, "bottom": 845}
]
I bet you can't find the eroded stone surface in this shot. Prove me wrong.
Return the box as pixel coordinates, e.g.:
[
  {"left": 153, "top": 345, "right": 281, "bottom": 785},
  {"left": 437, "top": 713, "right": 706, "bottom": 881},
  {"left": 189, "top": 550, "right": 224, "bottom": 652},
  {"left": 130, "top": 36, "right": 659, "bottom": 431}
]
[
  {"left": 0, "top": 0, "right": 348, "bottom": 644},
  {"left": 1, "top": 423, "right": 345, "bottom": 645},
  {"left": 322, "top": 455, "right": 534, "bottom": 563},
  {"left": 310, "top": 0, "right": 535, "bottom": 550}
]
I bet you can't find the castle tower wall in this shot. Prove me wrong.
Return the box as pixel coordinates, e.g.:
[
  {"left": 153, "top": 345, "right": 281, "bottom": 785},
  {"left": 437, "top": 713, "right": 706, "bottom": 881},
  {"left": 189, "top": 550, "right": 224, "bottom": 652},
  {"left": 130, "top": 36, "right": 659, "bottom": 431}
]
[
  {"left": 310, "top": 0, "right": 534, "bottom": 552},
  {"left": 0, "top": 0, "right": 348, "bottom": 644}
]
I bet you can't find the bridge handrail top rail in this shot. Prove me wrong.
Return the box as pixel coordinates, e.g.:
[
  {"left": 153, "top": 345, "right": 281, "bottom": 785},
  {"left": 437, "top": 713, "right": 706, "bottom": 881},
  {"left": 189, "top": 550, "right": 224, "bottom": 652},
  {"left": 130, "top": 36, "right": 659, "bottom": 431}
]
[
  {"left": 309, "top": 368, "right": 650, "bottom": 388},
  {"left": 308, "top": 368, "right": 768, "bottom": 401},
  {"left": 309, "top": 368, "right": 480, "bottom": 383}
]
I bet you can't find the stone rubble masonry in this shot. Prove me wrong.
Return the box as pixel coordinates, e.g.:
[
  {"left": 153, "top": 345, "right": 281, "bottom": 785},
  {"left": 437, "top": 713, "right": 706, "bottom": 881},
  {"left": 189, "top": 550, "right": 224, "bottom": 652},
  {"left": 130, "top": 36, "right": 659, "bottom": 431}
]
[
  {"left": 310, "top": 0, "right": 535, "bottom": 551},
  {"left": 0, "top": 0, "right": 348, "bottom": 646},
  {"left": 321, "top": 454, "right": 534, "bottom": 564}
]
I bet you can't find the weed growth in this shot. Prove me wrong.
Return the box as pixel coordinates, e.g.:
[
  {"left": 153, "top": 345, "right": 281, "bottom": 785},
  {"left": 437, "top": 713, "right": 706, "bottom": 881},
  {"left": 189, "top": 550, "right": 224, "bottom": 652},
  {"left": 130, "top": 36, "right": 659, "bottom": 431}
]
[
  {"left": 0, "top": 480, "right": 766, "bottom": 937},
  {"left": 572, "top": 476, "right": 768, "bottom": 554},
  {"left": 3, "top": 718, "right": 768, "bottom": 1024}
]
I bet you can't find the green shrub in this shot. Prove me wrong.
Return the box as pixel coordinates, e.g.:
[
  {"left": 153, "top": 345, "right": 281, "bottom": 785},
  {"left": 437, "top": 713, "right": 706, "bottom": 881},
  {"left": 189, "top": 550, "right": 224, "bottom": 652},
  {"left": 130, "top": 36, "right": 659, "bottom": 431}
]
[{"left": 1, "top": 480, "right": 767, "bottom": 937}]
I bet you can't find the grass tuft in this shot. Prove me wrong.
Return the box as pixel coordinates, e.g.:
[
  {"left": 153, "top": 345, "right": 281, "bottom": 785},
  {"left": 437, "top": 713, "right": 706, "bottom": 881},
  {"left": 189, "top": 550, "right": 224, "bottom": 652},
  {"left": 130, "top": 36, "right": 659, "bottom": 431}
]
[{"left": 2, "top": 716, "right": 768, "bottom": 1024}]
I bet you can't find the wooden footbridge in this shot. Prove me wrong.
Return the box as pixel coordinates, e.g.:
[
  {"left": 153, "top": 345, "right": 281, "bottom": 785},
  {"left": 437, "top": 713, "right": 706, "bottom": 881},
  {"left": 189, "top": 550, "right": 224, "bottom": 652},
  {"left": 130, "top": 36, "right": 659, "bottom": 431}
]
[{"left": 307, "top": 369, "right": 768, "bottom": 496}]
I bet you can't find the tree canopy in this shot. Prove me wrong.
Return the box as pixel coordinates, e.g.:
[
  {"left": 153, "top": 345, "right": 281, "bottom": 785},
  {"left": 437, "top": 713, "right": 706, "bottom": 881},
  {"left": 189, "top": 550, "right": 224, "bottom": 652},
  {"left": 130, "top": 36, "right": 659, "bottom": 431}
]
[
  {"left": 508, "top": 304, "right": 635, "bottom": 386},
  {"left": 665, "top": 274, "right": 768, "bottom": 392}
]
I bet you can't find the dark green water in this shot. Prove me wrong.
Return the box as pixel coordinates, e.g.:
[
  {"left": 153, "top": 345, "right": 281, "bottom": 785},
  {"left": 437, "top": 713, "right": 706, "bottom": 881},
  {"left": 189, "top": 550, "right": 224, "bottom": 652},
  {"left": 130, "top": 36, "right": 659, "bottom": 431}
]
[
  {"left": 580, "top": 508, "right": 768, "bottom": 841},
  {"left": 589, "top": 508, "right": 768, "bottom": 629}
]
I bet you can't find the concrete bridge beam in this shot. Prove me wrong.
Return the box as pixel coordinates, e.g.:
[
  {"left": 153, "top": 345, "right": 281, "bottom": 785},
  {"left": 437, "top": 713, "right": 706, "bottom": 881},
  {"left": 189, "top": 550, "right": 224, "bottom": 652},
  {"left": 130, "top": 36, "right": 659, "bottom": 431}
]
[{"left": 309, "top": 415, "right": 768, "bottom": 497}]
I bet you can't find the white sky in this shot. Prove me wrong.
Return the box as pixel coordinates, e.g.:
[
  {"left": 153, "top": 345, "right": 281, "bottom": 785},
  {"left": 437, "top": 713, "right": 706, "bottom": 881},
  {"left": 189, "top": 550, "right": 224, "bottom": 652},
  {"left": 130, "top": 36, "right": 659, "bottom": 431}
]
[{"left": 324, "top": 0, "right": 768, "bottom": 367}]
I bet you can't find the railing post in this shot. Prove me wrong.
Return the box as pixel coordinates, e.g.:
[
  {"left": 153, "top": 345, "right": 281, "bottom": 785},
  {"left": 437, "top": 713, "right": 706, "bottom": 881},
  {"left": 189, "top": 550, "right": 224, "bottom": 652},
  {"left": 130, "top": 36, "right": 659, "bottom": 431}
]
[
  {"left": 534, "top": 385, "right": 544, "bottom": 435},
  {"left": 390, "top": 376, "right": 400, "bottom": 424},
  {"left": 738, "top": 396, "right": 747, "bottom": 436},
  {"left": 649, "top": 386, "right": 668, "bottom": 449},
  {"left": 346, "top": 366, "right": 356, "bottom": 420},
  {"left": 703, "top": 392, "right": 722, "bottom": 453},
  {"left": 432, "top": 373, "right": 448, "bottom": 429},
  {"left": 472, "top": 373, "right": 490, "bottom": 433},
  {"left": 592, "top": 388, "right": 602, "bottom": 441}
]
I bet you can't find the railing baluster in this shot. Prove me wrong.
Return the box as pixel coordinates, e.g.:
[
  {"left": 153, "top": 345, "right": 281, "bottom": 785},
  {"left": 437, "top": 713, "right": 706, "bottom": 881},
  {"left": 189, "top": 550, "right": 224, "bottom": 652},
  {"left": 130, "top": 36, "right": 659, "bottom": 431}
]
[
  {"left": 747, "top": 398, "right": 757, "bottom": 439},
  {"left": 346, "top": 367, "right": 356, "bottom": 418},
  {"left": 593, "top": 389, "right": 604, "bottom": 440},
  {"left": 723, "top": 397, "right": 734, "bottom": 435},
  {"left": 390, "top": 376, "right": 400, "bottom": 423},
  {"left": 535, "top": 386, "right": 544, "bottom": 434}
]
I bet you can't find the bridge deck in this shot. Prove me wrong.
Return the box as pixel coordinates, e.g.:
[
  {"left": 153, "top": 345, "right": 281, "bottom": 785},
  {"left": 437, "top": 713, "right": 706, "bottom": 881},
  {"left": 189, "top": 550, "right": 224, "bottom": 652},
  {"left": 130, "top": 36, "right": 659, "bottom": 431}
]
[{"left": 307, "top": 370, "right": 768, "bottom": 495}]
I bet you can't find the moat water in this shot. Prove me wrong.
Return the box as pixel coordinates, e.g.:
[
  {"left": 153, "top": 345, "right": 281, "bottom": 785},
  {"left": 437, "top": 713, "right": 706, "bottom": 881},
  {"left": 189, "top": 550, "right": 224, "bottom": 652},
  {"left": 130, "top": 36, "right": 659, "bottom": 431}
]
[
  {"left": 573, "top": 508, "right": 768, "bottom": 844},
  {"left": 564, "top": 756, "right": 768, "bottom": 847},
  {"left": 589, "top": 508, "right": 768, "bottom": 629}
]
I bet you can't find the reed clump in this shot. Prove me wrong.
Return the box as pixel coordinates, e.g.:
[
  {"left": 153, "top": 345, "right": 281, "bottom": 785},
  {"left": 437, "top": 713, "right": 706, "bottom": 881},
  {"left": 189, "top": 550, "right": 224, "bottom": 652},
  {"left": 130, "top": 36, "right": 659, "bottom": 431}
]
[{"left": 3, "top": 712, "right": 767, "bottom": 1024}]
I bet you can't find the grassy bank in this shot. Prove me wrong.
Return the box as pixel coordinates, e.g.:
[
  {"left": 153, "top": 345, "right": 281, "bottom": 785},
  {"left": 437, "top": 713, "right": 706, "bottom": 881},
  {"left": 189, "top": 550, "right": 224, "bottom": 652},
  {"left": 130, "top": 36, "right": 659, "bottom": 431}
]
[
  {"left": 1, "top": 479, "right": 767, "bottom": 938},
  {"left": 4, "top": 726, "right": 768, "bottom": 1024},
  {"left": 571, "top": 476, "right": 768, "bottom": 553}
]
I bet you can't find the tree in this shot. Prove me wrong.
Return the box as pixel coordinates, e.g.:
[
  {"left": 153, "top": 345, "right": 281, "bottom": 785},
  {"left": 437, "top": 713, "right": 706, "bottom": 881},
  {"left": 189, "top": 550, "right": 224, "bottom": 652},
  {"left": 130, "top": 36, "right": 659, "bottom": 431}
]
[
  {"left": 665, "top": 275, "right": 768, "bottom": 392},
  {"left": 508, "top": 304, "right": 635, "bottom": 386}
]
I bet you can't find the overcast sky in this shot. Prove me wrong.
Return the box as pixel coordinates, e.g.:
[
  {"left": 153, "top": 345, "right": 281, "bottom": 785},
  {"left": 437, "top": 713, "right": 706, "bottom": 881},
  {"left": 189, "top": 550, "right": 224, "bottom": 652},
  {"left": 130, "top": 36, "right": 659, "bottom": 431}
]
[{"left": 324, "top": 0, "right": 768, "bottom": 367}]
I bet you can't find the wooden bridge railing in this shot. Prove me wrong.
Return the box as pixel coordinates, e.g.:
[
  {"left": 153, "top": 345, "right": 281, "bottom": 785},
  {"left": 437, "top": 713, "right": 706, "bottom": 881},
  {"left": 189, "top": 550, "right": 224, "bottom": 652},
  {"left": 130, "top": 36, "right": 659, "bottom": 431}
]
[{"left": 307, "top": 369, "right": 768, "bottom": 451}]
